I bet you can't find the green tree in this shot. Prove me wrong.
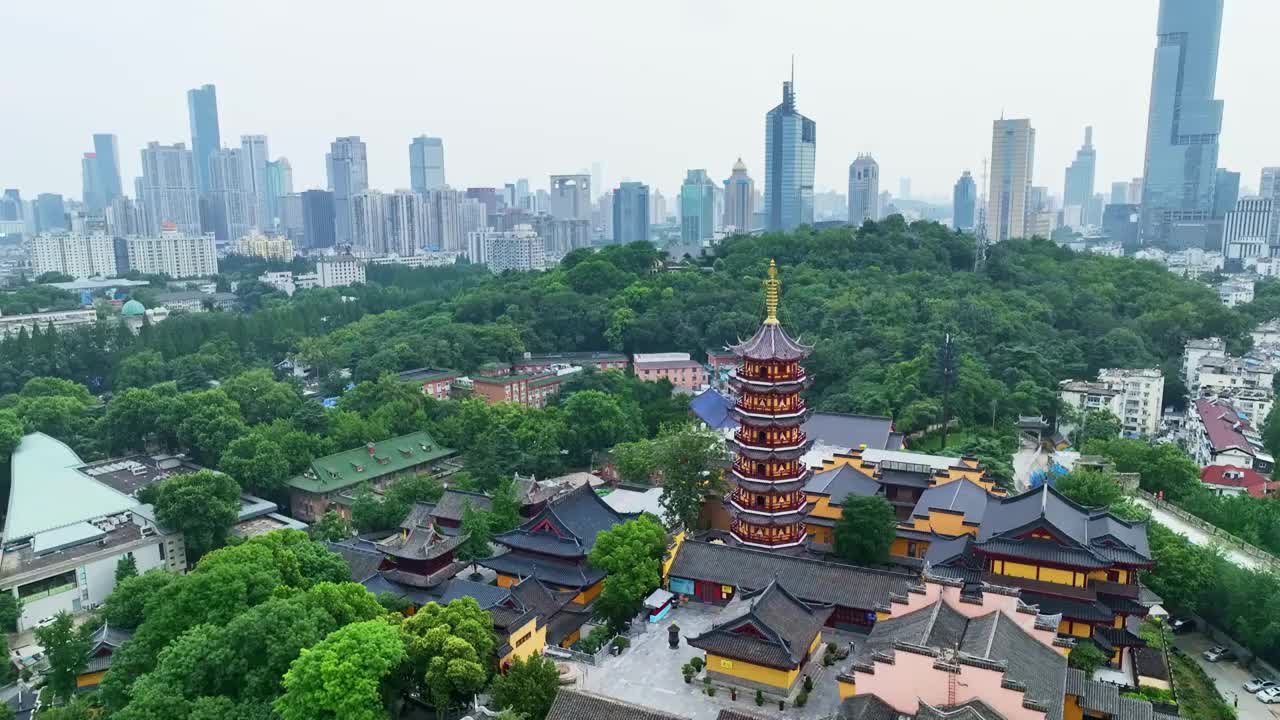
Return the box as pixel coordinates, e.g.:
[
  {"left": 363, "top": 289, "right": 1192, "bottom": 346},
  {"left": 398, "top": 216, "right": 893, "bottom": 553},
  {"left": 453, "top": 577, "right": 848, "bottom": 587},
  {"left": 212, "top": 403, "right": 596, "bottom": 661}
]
[
  {"left": 1071, "top": 408, "right": 1123, "bottom": 447},
  {"left": 400, "top": 598, "right": 495, "bottom": 715},
  {"left": 489, "top": 477, "right": 524, "bottom": 533},
  {"left": 116, "top": 553, "right": 139, "bottom": 582},
  {"left": 35, "top": 612, "right": 92, "bottom": 702},
  {"left": 221, "top": 368, "right": 302, "bottom": 425},
  {"left": 103, "top": 570, "right": 177, "bottom": 630},
  {"left": 488, "top": 654, "right": 561, "bottom": 720},
  {"left": 153, "top": 470, "right": 242, "bottom": 560},
  {"left": 0, "top": 408, "right": 22, "bottom": 457},
  {"left": 0, "top": 635, "right": 14, "bottom": 685},
  {"left": 611, "top": 439, "right": 658, "bottom": 485},
  {"left": 655, "top": 425, "right": 728, "bottom": 530},
  {"left": 589, "top": 516, "right": 666, "bottom": 631},
  {"left": 274, "top": 618, "right": 407, "bottom": 720},
  {"left": 457, "top": 503, "right": 493, "bottom": 564},
  {"left": 561, "top": 390, "right": 635, "bottom": 465},
  {"left": 116, "top": 350, "right": 169, "bottom": 390},
  {"left": 0, "top": 592, "right": 18, "bottom": 633},
  {"left": 1068, "top": 641, "right": 1109, "bottom": 677},
  {"left": 832, "top": 496, "right": 897, "bottom": 565},
  {"left": 308, "top": 510, "right": 354, "bottom": 542},
  {"left": 218, "top": 433, "right": 290, "bottom": 495}
]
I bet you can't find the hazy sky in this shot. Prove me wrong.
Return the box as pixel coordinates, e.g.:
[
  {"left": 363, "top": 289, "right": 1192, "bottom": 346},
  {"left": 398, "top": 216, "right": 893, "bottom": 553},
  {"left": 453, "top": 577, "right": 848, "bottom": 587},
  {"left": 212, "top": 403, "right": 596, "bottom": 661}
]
[{"left": 4, "top": 0, "right": 1278, "bottom": 203}]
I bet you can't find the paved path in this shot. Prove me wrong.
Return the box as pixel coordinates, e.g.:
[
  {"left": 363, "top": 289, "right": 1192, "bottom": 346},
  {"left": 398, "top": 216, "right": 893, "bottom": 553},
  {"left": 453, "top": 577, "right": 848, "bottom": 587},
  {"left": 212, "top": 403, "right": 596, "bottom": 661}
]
[
  {"left": 1012, "top": 440, "right": 1045, "bottom": 492},
  {"left": 1133, "top": 497, "right": 1264, "bottom": 571},
  {"left": 1175, "top": 631, "right": 1279, "bottom": 720}
]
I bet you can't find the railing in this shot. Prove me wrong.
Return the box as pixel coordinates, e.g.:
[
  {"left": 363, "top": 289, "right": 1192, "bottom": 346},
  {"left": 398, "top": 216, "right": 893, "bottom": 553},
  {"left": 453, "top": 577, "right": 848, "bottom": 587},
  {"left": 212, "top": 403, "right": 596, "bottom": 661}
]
[
  {"left": 732, "top": 430, "right": 806, "bottom": 451},
  {"left": 729, "top": 488, "right": 806, "bottom": 513},
  {"left": 731, "top": 459, "right": 803, "bottom": 480},
  {"left": 730, "top": 520, "right": 805, "bottom": 546},
  {"left": 735, "top": 399, "right": 806, "bottom": 415},
  {"left": 1135, "top": 489, "right": 1280, "bottom": 570}
]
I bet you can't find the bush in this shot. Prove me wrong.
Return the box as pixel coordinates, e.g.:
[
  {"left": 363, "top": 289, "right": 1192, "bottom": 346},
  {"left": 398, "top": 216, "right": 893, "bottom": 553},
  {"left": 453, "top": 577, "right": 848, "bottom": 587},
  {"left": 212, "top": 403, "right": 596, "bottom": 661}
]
[
  {"left": 682, "top": 664, "right": 694, "bottom": 684},
  {"left": 796, "top": 690, "right": 809, "bottom": 707},
  {"left": 576, "top": 625, "right": 613, "bottom": 654},
  {"left": 755, "top": 689, "right": 765, "bottom": 706},
  {"left": 689, "top": 656, "right": 704, "bottom": 671},
  {"left": 611, "top": 635, "right": 630, "bottom": 650},
  {"left": 705, "top": 687, "right": 716, "bottom": 697},
  {"left": 803, "top": 675, "right": 814, "bottom": 692}
]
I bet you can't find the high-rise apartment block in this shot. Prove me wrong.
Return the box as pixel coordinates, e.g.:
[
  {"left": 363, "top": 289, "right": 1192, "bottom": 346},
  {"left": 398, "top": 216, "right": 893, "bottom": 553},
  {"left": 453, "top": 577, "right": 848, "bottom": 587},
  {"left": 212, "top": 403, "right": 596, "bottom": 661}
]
[
  {"left": 186, "top": 84, "right": 221, "bottom": 194},
  {"left": 987, "top": 118, "right": 1036, "bottom": 242},
  {"left": 1139, "top": 0, "right": 1224, "bottom": 244},
  {"left": 327, "top": 136, "right": 369, "bottom": 246},
  {"left": 384, "top": 190, "right": 428, "bottom": 256},
  {"left": 32, "top": 233, "right": 118, "bottom": 278},
  {"left": 264, "top": 158, "right": 293, "bottom": 229},
  {"left": 468, "top": 225, "right": 545, "bottom": 273},
  {"left": 208, "top": 148, "right": 256, "bottom": 241},
  {"left": 763, "top": 77, "right": 816, "bottom": 231},
  {"left": 425, "top": 189, "right": 464, "bottom": 251},
  {"left": 847, "top": 154, "right": 880, "bottom": 225},
  {"left": 549, "top": 175, "right": 591, "bottom": 222},
  {"left": 1063, "top": 126, "right": 1096, "bottom": 228},
  {"left": 126, "top": 225, "right": 218, "bottom": 278},
  {"left": 140, "top": 142, "right": 201, "bottom": 236},
  {"left": 1261, "top": 168, "right": 1280, "bottom": 202},
  {"left": 33, "top": 194, "right": 68, "bottom": 233},
  {"left": 351, "top": 190, "right": 387, "bottom": 252},
  {"left": 680, "top": 170, "right": 717, "bottom": 242},
  {"left": 723, "top": 159, "right": 755, "bottom": 233},
  {"left": 953, "top": 171, "right": 977, "bottom": 232},
  {"left": 409, "top": 136, "right": 446, "bottom": 193},
  {"left": 612, "top": 182, "right": 650, "bottom": 243},
  {"left": 239, "top": 135, "right": 270, "bottom": 228},
  {"left": 1223, "top": 198, "right": 1279, "bottom": 266},
  {"left": 300, "top": 190, "right": 336, "bottom": 249}
]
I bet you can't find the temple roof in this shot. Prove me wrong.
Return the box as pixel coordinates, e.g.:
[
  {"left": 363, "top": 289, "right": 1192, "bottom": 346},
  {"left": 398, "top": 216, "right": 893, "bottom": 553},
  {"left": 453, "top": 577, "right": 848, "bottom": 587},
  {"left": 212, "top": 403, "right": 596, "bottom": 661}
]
[
  {"left": 688, "top": 579, "right": 832, "bottom": 669},
  {"left": 973, "top": 484, "right": 1151, "bottom": 566},
  {"left": 491, "top": 483, "right": 625, "bottom": 558},
  {"left": 730, "top": 321, "right": 813, "bottom": 361}
]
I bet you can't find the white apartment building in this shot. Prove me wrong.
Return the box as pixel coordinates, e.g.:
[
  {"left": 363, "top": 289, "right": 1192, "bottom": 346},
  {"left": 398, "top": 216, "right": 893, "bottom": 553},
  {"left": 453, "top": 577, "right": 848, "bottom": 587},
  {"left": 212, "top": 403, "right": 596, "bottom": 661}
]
[
  {"left": 1188, "top": 398, "right": 1274, "bottom": 473},
  {"left": 1058, "top": 368, "right": 1164, "bottom": 439},
  {"left": 1183, "top": 337, "right": 1227, "bottom": 389},
  {"left": 1196, "top": 355, "right": 1276, "bottom": 394},
  {"left": 125, "top": 226, "right": 218, "bottom": 278},
  {"left": 1252, "top": 319, "right": 1280, "bottom": 347},
  {"left": 315, "top": 256, "right": 365, "bottom": 288},
  {"left": 0, "top": 308, "right": 98, "bottom": 338},
  {"left": 1223, "top": 197, "right": 1278, "bottom": 264},
  {"left": 32, "top": 233, "right": 118, "bottom": 279},
  {"left": 1217, "top": 278, "right": 1255, "bottom": 307},
  {"left": 366, "top": 252, "right": 460, "bottom": 269},
  {"left": 468, "top": 224, "right": 546, "bottom": 273},
  {"left": 258, "top": 270, "right": 296, "bottom": 296}
]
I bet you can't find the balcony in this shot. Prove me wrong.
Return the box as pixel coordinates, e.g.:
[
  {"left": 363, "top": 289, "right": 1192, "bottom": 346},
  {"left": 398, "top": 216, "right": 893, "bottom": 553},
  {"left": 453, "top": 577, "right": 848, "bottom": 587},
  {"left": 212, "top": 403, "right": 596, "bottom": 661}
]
[
  {"left": 732, "top": 429, "right": 807, "bottom": 453},
  {"left": 729, "top": 488, "right": 806, "bottom": 515},
  {"left": 735, "top": 399, "right": 806, "bottom": 418},
  {"left": 730, "top": 519, "right": 805, "bottom": 548},
  {"left": 731, "top": 458, "right": 803, "bottom": 481}
]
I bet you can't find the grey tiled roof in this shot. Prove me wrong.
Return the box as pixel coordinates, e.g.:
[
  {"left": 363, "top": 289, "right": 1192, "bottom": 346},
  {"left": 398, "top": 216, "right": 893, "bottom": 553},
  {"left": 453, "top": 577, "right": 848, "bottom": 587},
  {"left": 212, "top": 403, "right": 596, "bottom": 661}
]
[
  {"left": 912, "top": 479, "right": 995, "bottom": 526},
  {"left": 479, "top": 550, "right": 605, "bottom": 588},
  {"left": 493, "top": 484, "right": 624, "bottom": 557},
  {"left": 327, "top": 539, "right": 385, "bottom": 582},
  {"left": 975, "top": 484, "right": 1151, "bottom": 565},
  {"left": 916, "top": 699, "right": 1010, "bottom": 720},
  {"left": 717, "top": 711, "right": 770, "bottom": 720},
  {"left": 805, "top": 464, "right": 882, "bottom": 504},
  {"left": 838, "top": 695, "right": 899, "bottom": 720},
  {"left": 546, "top": 689, "right": 689, "bottom": 720},
  {"left": 432, "top": 489, "right": 491, "bottom": 522},
  {"left": 803, "top": 412, "right": 895, "bottom": 451},
  {"left": 377, "top": 524, "right": 466, "bottom": 561},
  {"left": 668, "top": 540, "right": 913, "bottom": 611},
  {"left": 730, "top": 321, "right": 812, "bottom": 361},
  {"left": 1133, "top": 646, "right": 1170, "bottom": 680},
  {"left": 687, "top": 580, "right": 832, "bottom": 669}
]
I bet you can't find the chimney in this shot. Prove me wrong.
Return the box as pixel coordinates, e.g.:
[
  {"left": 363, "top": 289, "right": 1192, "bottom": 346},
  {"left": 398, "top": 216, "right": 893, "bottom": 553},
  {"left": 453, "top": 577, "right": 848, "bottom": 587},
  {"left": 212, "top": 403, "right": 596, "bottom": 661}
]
[{"left": 367, "top": 443, "right": 375, "bottom": 455}]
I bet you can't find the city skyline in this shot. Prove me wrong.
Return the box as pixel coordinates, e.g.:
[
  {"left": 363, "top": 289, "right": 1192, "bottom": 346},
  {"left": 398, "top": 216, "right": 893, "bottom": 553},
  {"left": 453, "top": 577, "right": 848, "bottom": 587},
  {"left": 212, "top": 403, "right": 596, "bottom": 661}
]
[{"left": 3, "top": 0, "right": 1279, "bottom": 204}]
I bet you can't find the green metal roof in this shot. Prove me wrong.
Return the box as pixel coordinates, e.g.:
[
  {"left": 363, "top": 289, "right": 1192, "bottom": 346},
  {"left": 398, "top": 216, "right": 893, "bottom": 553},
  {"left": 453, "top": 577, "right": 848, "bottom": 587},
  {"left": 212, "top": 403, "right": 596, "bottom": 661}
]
[
  {"left": 286, "top": 431, "right": 456, "bottom": 494},
  {"left": 3, "top": 433, "right": 140, "bottom": 543}
]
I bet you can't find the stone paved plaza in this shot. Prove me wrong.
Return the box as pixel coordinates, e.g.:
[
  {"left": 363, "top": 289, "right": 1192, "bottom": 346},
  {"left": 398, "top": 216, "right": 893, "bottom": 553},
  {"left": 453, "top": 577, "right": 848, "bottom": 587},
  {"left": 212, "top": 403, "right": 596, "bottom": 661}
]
[{"left": 572, "top": 601, "right": 859, "bottom": 720}]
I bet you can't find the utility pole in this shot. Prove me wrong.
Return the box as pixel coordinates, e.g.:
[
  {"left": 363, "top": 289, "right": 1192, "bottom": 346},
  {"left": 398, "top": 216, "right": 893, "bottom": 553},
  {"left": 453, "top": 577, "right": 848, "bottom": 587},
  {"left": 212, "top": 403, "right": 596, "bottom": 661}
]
[
  {"left": 940, "top": 334, "right": 955, "bottom": 450},
  {"left": 975, "top": 157, "right": 989, "bottom": 272}
]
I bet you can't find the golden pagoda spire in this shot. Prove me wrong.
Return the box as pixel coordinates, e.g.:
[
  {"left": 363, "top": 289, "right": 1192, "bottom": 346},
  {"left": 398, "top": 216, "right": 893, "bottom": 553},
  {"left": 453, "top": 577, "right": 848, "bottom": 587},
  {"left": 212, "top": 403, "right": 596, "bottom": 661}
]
[{"left": 764, "top": 259, "right": 780, "bottom": 324}]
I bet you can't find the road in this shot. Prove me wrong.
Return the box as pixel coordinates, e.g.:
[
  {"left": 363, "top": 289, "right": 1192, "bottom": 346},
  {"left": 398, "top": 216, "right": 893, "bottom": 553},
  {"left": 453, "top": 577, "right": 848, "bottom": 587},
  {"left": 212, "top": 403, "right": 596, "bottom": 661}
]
[
  {"left": 1012, "top": 439, "right": 1045, "bottom": 492},
  {"left": 1132, "top": 497, "right": 1265, "bottom": 571},
  {"left": 1175, "top": 632, "right": 1278, "bottom": 720}
]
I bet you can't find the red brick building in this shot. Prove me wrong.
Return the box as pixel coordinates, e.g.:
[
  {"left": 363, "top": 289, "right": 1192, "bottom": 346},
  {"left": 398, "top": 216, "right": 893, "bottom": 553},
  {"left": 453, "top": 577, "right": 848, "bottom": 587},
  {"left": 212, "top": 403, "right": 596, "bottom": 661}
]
[
  {"left": 512, "top": 351, "right": 628, "bottom": 374},
  {"left": 471, "top": 372, "right": 563, "bottom": 408},
  {"left": 396, "top": 367, "right": 459, "bottom": 400},
  {"left": 633, "top": 352, "right": 708, "bottom": 390}
]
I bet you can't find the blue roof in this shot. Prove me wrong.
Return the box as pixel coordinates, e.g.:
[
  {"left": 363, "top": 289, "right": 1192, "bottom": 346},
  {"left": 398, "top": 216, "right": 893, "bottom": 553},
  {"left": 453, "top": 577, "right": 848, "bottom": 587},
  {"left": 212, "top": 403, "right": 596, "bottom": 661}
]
[{"left": 689, "top": 388, "right": 736, "bottom": 430}]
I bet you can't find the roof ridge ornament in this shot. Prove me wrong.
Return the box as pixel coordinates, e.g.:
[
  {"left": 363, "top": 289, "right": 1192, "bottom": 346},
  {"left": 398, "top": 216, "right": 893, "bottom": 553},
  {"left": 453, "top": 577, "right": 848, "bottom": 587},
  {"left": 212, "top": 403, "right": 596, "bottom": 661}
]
[{"left": 765, "top": 259, "right": 780, "bottom": 325}]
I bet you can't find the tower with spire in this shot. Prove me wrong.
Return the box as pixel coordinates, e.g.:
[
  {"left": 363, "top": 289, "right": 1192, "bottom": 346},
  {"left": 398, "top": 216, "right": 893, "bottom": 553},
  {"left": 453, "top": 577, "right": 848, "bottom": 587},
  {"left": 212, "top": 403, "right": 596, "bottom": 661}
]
[
  {"left": 723, "top": 158, "right": 756, "bottom": 233},
  {"left": 726, "top": 260, "right": 814, "bottom": 549}
]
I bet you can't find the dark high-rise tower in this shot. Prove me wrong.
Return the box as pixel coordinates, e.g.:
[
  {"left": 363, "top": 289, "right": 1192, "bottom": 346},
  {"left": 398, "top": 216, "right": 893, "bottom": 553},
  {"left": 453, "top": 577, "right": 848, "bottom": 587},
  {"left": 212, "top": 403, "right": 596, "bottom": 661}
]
[
  {"left": 187, "top": 84, "right": 222, "bottom": 194},
  {"left": 764, "top": 69, "right": 816, "bottom": 232},
  {"left": 301, "top": 190, "right": 336, "bottom": 249},
  {"left": 82, "top": 134, "right": 123, "bottom": 211},
  {"left": 1139, "top": 0, "right": 1224, "bottom": 244},
  {"left": 327, "top": 136, "right": 369, "bottom": 246},
  {"left": 953, "top": 171, "right": 977, "bottom": 232},
  {"left": 1063, "top": 126, "right": 1097, "bottom": 226},
  {"left": 612, "top": 182, "right": 650, "bottom": 243}
]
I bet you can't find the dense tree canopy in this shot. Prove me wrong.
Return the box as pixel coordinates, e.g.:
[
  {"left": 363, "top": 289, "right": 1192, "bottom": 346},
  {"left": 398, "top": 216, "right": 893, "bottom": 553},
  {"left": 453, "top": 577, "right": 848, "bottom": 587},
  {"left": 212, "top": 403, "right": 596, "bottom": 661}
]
[{"left": 832, "top": 496, "right": 897, "bottom": 565}]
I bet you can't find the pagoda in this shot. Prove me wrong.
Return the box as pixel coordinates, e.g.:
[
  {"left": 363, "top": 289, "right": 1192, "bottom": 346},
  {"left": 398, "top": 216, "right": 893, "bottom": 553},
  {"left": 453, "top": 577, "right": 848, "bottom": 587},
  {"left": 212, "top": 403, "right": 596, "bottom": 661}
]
[{"left": 725, "top": 260, "right": 814, "bottom": 549}]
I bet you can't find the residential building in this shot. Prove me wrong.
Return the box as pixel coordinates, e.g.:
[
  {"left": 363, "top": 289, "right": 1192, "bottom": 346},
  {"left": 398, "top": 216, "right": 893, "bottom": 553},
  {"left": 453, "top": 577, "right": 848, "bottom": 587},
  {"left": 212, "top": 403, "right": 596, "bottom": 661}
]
[
  {"left": 409, "top": 136, "right": 446, "bottom": 193},
  {"left": 315, "top": 255, "right": 365, "bottom": 288},
  {"left": 384, "top": 190, "right": 428, "bottom": 256},
  {"left": 1187, "top": 398, "right": 1273, "bottom": 472},
  {"left": 469, "top": 371, "right": 563, "bottom": 408},
  {"left": 1254, "top": 318, "right": 1280, "bottom": 347},
  {"left": 1263, "top": 167, "right": 1280, "bottom": 201},
  {"left": 105, "top": 196, "right": 143, "bottom": 238},
  {"left": 1199, "top": 465, "right": 1276, "bottom": 498},
  {"left": 425, "top": 188, "right": 464, "bottom": 251},
  {"left": 152, "top": 290, "right": 238, "bottom": 313},
  {"left": 468, "top": 224, "right": 545, "bottom": 273},
  {"left": 139, "top": 142, "right": 201, "bottom": 235},
  {"left": 31, "top": 232, "right": 118, "bottom": 278},
  {"left": 1223, "top": 197, "right": 1278, "bottom": 266},
  {"left": 239, "top": 134, "right": 270, "bottom": 227},
  {"left": 279, "top": 192, "right": 304, "bottom": 241},
  {"left": 649, "top": 188, "right": 667, "bottom": 226},
  {"left": 263, "top": 158, "right": 293, "bottom": 229},
  {"left": 207, "top": 148, "right": 256, "bottom": 241},
  {"left": 612, "top": 182, "right": 649, "bottom": 243},
  {"left": 549, "top": 175, "right": 591, "bottom": 221},
  {"left": 285, "top": 431, "right": 456, "bottom": 522},
  {"left": 125, "top": 225, "right": 218, "bottom": 278},
  {"left": 987, "top": 118, "right": 1036, "bottom": 242},
  {"left": 1182, "top": 337, "right": 1227, "bottom": 389},
  {"left": 33, "top": 194, "right": 67, "bottom": 233},
  {"left": 1213, "top": 168, "right": 1241, "bottom": 217},
  {"left": 1217, "top": 278, "right": 1254, "bottom": 307},
  {"left": 365, "top": 252, "right": 460, "bottom": 269},
  {"left": 1138, "top": 0, "right": 1224, "bottom": 244},
  {"left": 186, "top": 84, "right": 221, "bottom": 194},
  {"left": 679, "top": 170, "right": 717, "bottom": 242},
  {"left": 0, "top": 309, "right": 99, "bottom": 338},
  {"left": 300, "top": 189, "right": 336, "bottom": 249},
  {"left": 351, "top": 190, "right": 387, "bottom": 252},
  {"left": 722, "top": 159, "right": 755, "bottom": 233},
  {"left": 396, "top": 368, "right": 459, "bottom": 400},
  {"left": 511, "top": 351, "right": 628, "bottom": 375},
  {"left": 1057, "top": 368, "right": 1163, "bottom": 438},
  {"left": 1063, "top": 127, "right": 1097, "bottom": 229},
  {"left": 632, "top": 352, "right": 708, "bottom": 390},
  {"left": 327, "top": 136, "right": 369, "bottom": 246},
  {"left": 0, "top": 433, "right": 187, "bottom": 631},
  {"left": 1198, "top": 387, "right": 1272, "bottom": 432},
  {"left": 952, "top": 171, "right": 977, "bottom": 231},
  {"left": 1195, "top": 355, "right": 1275, "bottom": 395},
  {"left": 763, "top": 76, "right": 816, "bottom": 232},
  {"left": 846, "top": 154, "right": 880, "bottom": 226},
  {"left": 234, "top": 232, "right": 293, "bottom": 260}
]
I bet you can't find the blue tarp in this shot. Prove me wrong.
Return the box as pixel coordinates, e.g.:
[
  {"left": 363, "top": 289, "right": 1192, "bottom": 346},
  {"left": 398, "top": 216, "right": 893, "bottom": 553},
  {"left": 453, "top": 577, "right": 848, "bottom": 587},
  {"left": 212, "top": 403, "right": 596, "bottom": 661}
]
[
  {"left": 689, "top": 388, "right": 737, "bottom": 430},
  {"left": 1030, "top": 462, "right": 1069, "bottom": 488}
]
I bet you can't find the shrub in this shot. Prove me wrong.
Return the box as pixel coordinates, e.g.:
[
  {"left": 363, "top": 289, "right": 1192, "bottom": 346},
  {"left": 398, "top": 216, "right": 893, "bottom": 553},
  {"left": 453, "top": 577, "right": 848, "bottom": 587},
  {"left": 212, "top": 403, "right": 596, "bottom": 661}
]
[
  {"left": 689, "top": 656, "right": 704, "bottom": 671},
  {"left": 796, "top": 690, "right": 809, "bottom": 707},
  {"left": 803, "top": 675, "right": 814, "bottom": 692},
  {"left": 755, "top": 689, "right": 765, "bottom": 706},
  {"left": 612, "top": 635, "right": 631, "bottom": 650}
]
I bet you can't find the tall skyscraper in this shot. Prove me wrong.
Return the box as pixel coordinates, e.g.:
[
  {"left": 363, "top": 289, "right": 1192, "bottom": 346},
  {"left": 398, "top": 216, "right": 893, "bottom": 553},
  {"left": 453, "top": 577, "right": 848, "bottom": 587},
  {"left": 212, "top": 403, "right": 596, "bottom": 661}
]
[
  {"left": 763, "top": 75, "right": 816, "bottom": 231},
  {"left": 612, "top": 182, "right": 650, "bottom": 243},
  {"left": 649, "top": 189, "right": 667, "bottom": 226},
  {"left": 952, "top": 171, "right": 977, "bottom": 232},
  {"left": 1110, "top": 181, "right": 1129, "bottom": 205},
  {"left": 425, "top": 189, "right": 464, "bottom": 251},
  {"left": 328, "top": 136, "right": 369, "bottom": 246},
  {"left": 409, "top": 136, "right": 446, "bottom": 193},
  {"left": 723, "top": 159, "right": 755, "bottom": 233},
  {"left": 186, "top": 84, "right": 221, "bottom": 194},
  {"left": 847, "top": 154, "right": 880, "bottom": 225},
  {"left": 82, "top": 154, "right": 104, "bottom": 213},
  {"left": 1223, "top": 198, "right": 1279, "bottom": 264},
  {"left": 264, "top": 158, "right": 293, "bottom": 229},
  {"left": 301, "top": 190, "right": 336, "bottom": 249},
  {"left": 1261, "top": 168, "right": 1280, "bottom": 201},
  {"left": 1138, "top": 0, "right": 1225, "bottom": 244},
  {"left": 898, "top": 178, "right": 911, "bottom": 200},
  {"left": 81, "top": 134, "right": 122, "bottom": 212},
  {"left": 239, "top": 135, "right": 270, "bottom": 229},
  {"left": 0, "top": 190, "right": 23, "bottom": 222},
  {"left": 385, "top": 190, "right": 428, "bottom": 255},
  {"left": 987, "top": 118, "right": 1036, "bottom": 242},
  {"left": 1213, "top": 169, "right": 1241, "bottom": 218},
  {"left": 33, "top": 194, "right": 68, "bottom": 233},
  {"left": 549, "top": 175, "right": 591, "bottom": 221},
  {"left": 1063, "top": 126, "right": 1096, "bottom": 228},
  {"left": 208, "top": 148, "right": 256, "bottom": 241},
  {"left": 351, "top": 190, "right": 387, "bottom": 252},
  {"left": 680, "top": 170, "right": 717, "bottom": 242},
  {"left": 140, "top": 142, "right": 201, "bottom": 236}
]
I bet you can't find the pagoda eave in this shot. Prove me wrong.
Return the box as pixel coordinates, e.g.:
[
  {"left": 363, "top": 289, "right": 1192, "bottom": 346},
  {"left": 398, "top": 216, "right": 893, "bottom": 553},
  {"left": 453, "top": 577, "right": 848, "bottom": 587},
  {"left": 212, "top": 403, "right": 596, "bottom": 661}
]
[
  {"left": 727, "top": 504, "right": 808, "bottom": 524},
  {"left": 728, "top": 408, "right": 811, "bottom": 427},
  {"left": 727, "top": 373, "right": 813, "bottom": 393}
]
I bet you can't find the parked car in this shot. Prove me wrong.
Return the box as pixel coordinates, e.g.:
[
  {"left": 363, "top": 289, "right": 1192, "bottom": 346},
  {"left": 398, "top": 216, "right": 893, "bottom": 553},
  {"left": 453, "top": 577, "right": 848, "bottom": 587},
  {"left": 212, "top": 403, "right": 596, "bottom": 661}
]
[
  {"left": 1245, "top": 678, "right": 1277, "bottom": 693},
  {"left": 1203, "top": 646, "right": 1234, "bottom": 662},
  {"left": 1257, "top": 687, "right": 1280, "bottom": 704},
  {"left": 34, "top": 616, "right": 57, "bottom": 629},
  {"left": 1168, "top": 617, "right": 1195, "bottom": 634}
]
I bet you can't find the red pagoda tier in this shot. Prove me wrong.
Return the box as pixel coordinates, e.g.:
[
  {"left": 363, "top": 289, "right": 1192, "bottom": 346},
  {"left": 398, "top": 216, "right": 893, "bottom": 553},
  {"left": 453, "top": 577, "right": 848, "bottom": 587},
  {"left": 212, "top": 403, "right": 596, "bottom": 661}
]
[{"left": 725, "top": 260, "right": 814, "bottom": 549}]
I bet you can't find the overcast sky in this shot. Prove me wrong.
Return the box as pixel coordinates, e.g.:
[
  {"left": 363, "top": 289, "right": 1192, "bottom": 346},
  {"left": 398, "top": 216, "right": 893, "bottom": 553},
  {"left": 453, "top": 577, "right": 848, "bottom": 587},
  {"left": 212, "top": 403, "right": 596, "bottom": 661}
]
[{"left": 4, "top": 0, "right": 1278, "bottom": 203}]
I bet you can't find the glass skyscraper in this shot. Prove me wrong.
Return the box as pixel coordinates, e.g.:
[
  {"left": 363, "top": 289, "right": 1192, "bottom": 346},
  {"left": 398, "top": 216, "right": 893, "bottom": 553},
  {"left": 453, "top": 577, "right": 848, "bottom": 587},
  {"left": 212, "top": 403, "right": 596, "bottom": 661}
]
[
  {"left": 186, "top": 84, "right": 222, "bottom": 194},
  {"left": 763, "top": 78, "right": 815, "bottom": 232},
  {"left": 1138, "top": 0, "right": 1224, "bottom": 244},
  {"left": 1063, "top": 126, "right": 1096, "bottom": 227},
  {"left": 952, "top": 171, "right": 977, "bottom": 232},
  {"left": 680, "top": 170, "right": 716, "bottom": 242},
  {"left": 409, "top": 136, "right": 446, "bottom": 193},
  {"left": 612, "top": 182, "right": 650, "bottom": 243}
]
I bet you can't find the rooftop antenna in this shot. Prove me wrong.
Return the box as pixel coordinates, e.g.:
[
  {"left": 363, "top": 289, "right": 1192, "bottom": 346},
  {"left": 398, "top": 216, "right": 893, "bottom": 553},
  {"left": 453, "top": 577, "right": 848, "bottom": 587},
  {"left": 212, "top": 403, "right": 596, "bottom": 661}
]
[{"left": 790, "top": 54, "right": 795, "bottom": 86}]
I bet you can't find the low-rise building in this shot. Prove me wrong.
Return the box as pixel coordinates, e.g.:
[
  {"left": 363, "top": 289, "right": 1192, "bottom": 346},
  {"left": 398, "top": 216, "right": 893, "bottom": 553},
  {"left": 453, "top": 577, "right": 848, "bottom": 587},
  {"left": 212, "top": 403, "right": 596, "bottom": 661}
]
[
  {"left": 0, "top": 308, "right": 98, "bottom": 338},
  {"left": 285, "top": 431, "right": 457, "bottom": 522},
  {"left": 1183, "top": 337, "right": 1227, "bottom": 390},
  {"left": 1199, "top": 386, "right": 1273, "bottom": 428},
  {"left": 152, "top": 290, "right": 239, "bottom": 312},
  {"left": 0, "top": 434, "right": 187, "bottom": 631},
  {"left": 1253, "top": 318, "right": 1280, "bottom": 347},
  {"left": 511, "top": 351, "right": 628, "bottom": 375},
  {"left": 366, "top": 252, "right": 460, "bottom": 269},
  {"left": 315, "top": 255, "right": 365, "bottom": 288},
  {"left": 470, "top": 371, "right": 563, "bottom": 408},
  {"left": 1218, "top": 277, "right": 1255, "bottom": 307},
  {"left": 633, "top": 352, "right": 708, "bottom": 390},
  {"left": 1196, "top": 355, "right": 1276, "bottom": 394},
  {"left": 234, "top": 232, "right": 293, "bottom": 260},
  {"left": 1058, "top": 368, "right": 1163, "bottom": 438},
  {"left": 1199, "top": 465, "right": 1277, "bottom": 498},
  {"left": 1187, "top": 397, "right": 1274, "bottom": 473},
  {"left": 396, "top": 367, "right": 459, "bottom": 400}
]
